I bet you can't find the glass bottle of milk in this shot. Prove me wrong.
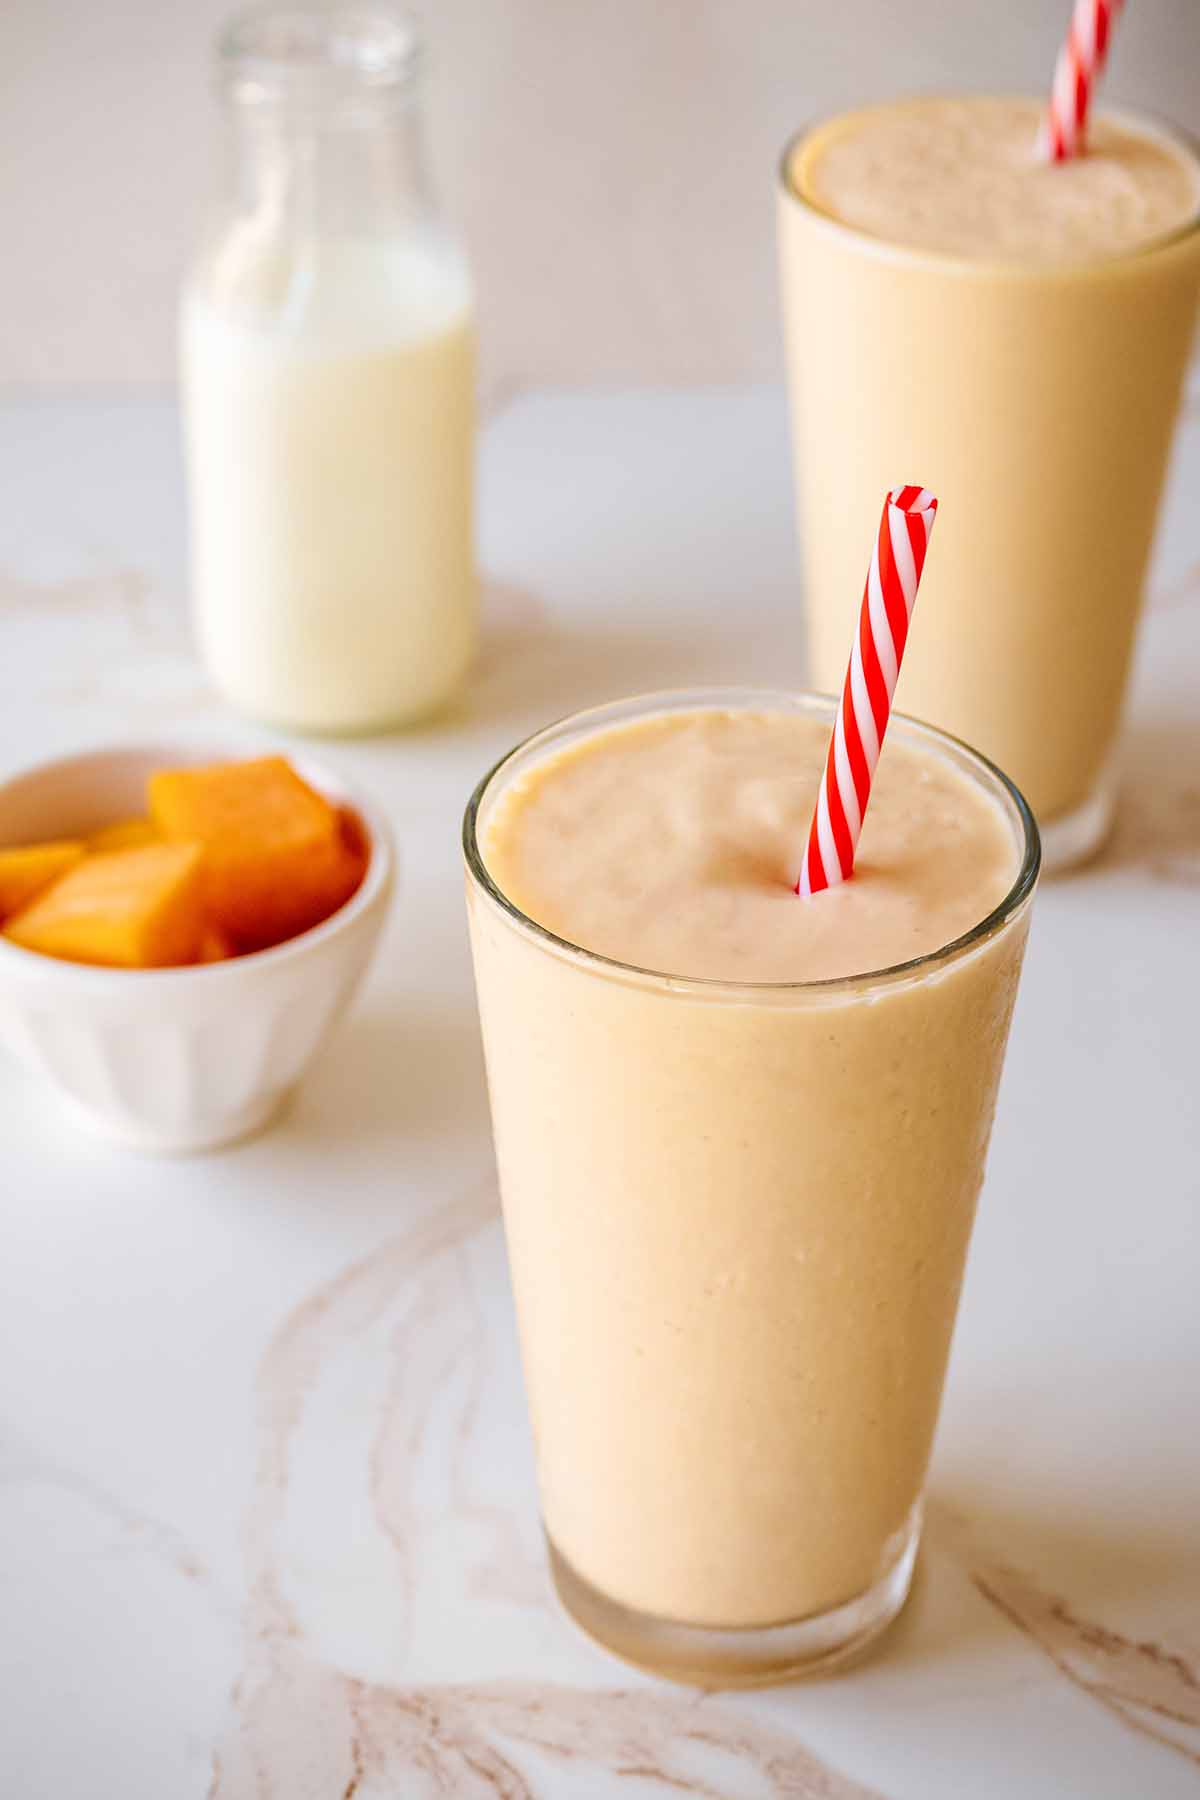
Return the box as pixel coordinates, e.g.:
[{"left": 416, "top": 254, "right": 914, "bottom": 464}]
[{"left": 181, "top": 5, "right": 476, "bottom": 732}]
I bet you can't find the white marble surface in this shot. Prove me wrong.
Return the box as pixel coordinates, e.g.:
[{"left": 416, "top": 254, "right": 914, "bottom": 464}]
[{"left": 2, "top": 385, "right": 1200, "bottom": 1799}]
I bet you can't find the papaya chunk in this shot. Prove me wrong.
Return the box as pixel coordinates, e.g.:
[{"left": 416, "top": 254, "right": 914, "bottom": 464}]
[
  {"left": 87, "top": 816, "right": 158, "bottom": 853},
  {"left": 149, "top": 756, "right": 362, "bottom": 951},
  {"left": 335, "top": 804, "right": 370, "bottom": 900},
  {"left": 4, "top": 843, "right": 204, "bottom": 968},
  {"left": 198, "top": 922, "right": 238, "bottom": 963},
  {"left": 0, "top": 841, "right": 86, "bottom": 922}
]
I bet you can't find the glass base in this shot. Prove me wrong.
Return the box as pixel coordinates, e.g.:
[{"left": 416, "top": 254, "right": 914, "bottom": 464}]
[
  {"left": 1039, "top": 764, "right": 1116, "bottom": 874},
  {"left": 546, "top": 1509, "right": 920, "bottom": 1689}
]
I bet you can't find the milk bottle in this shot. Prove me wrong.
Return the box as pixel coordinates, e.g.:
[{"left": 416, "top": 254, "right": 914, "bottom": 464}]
[{"left": 182, "top": 6, "right": 476, "bottom": 732}]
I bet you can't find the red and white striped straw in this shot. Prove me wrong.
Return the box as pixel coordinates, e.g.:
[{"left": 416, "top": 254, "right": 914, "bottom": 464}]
[
  {"left": 1042, "top": 0, "right": 1125, "bottom": 162},
  {"left": 795, "top": 486, "right": 938, "bottom": 898}
]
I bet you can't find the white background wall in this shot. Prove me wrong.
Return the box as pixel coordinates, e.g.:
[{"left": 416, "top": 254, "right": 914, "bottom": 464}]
[{"left": 4, "top": 0, "right": 1197, "bottom": 391}]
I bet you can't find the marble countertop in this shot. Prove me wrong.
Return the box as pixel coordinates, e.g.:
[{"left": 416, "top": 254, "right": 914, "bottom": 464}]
[{"left": 2, "top": 384, "right": 1199, "bottom": 1800}]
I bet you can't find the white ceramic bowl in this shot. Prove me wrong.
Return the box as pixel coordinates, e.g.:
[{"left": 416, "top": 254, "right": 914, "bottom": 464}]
[{"left": 0, "top": 743, "right": 394, "bottom": 1153}]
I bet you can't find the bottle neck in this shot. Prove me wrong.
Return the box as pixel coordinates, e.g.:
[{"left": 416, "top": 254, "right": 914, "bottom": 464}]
[{"left": 228, "top": 99, "right": 435, "bottom": 238}]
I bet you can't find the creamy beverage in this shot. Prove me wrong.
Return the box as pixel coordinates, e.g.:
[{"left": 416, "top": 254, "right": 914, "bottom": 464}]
[
  {"left": 780, "top": 98, "right": 1200, "bottom": 863},
  {"left": 465, "top": 692, "right": 1039, "bottom": 1682},
  {"left": 802, "top": 98, "right": 1197, "bottom": 262},
  {"left": 182, "top": 242, "right": 476, "bottom": 733}
]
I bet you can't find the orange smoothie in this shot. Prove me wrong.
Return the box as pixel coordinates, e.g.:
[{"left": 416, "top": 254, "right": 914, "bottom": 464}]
[
  {"left": 465, "top": 692, "right": 1039, "bottom": 1682},
  {"left": 780, "top": 98, "right": 1200, "bottom": 862}
]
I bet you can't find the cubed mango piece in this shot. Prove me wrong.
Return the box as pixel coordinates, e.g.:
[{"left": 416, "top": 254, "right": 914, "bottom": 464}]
[
  {"left": 4, "top": 843, "right": 205, "bottom": 968},
  {"left": 335, "top": 804, "right": 370, "bottom": 895},
  {"left": 88, "top": 816, "right": 159, "bottom": 853},
  {"left": 148, "top": 756, "right": 363, "bottom": 951},
  {"left": 0, "top": 841, "right": 86, "bottom": 922},
  {"left": 198, "top": 922, "right": 238, "bottom": 963}
]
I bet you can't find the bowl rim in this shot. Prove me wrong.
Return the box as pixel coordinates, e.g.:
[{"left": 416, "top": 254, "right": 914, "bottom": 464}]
[{"left": 0, "top": 739, "right": 395, "bottom": 986}]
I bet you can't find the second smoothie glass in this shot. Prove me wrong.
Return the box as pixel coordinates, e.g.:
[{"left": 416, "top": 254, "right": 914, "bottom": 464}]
[
  {"left": 779, "top": 104, "right": 1200, "bottom": 869},
  {"left": 465, "top": 689, "right": 1040, "bottom": 1685}
]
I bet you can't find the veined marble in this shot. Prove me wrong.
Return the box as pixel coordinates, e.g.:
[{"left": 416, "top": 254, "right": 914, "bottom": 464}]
[{"left": 2, "top": 385, "right": 1199, "bottom": 1799}]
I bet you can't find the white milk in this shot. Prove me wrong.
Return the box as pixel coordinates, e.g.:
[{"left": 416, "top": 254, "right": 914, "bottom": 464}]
[{"left": 181, "top": 237, "right": 476, "bottom": 732}]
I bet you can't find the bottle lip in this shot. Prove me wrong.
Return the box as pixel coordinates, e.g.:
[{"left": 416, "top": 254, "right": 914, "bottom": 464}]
[{"left": 217, "top": 3, "right": 423, "bottom": 115}]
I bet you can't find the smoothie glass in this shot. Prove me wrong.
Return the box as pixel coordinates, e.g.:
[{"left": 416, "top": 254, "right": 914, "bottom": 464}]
[
  {"left": 778, "top": 104, "right": 1200, "bottom": 869},
  {"left": 464, "top": 689, "right": 1040, "bottom": 1685}
]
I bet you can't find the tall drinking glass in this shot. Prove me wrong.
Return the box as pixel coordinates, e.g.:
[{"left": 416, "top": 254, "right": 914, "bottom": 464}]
[
  {"left": 779, "top": 99, "right": 1200, "bottom": 868},
  {"left": 464, "top": 689, "right": 1039, "bottom": 1684}
]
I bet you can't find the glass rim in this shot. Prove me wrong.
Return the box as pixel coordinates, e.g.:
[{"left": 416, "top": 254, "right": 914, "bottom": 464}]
[
  {"left": 462, "top": 687, "right": 1041, "bottom": 1002},
  {"left": 217, "top": 2, "right": 423, "bottom": 108},
  {"left": 778, "top": 96, "right": 1200, "bottom": 278}
]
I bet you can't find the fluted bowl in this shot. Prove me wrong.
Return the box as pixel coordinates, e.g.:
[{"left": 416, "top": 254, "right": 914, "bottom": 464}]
[{"left": 0, "top": 742, "right": 394, "bottom": 1153}]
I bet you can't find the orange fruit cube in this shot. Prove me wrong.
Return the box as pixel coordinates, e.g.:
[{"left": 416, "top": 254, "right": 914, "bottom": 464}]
[
  {"left": 198, "top": 922, "right": 238, "bottom": 963},
  {"left": 0, "top": 840, "right": 86, "bottom": 922},
  {"left": 148, "top": 756, "right": 363, "bottom": 951},
  {"left": 88, "top": 816, "right": 159, "bottom": 853},
  {"left": 4, "top": 843, "right": 205, "bottom": 968},
  {"left": 335, "top": 803, "right": 370, "bottom": 892}
]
